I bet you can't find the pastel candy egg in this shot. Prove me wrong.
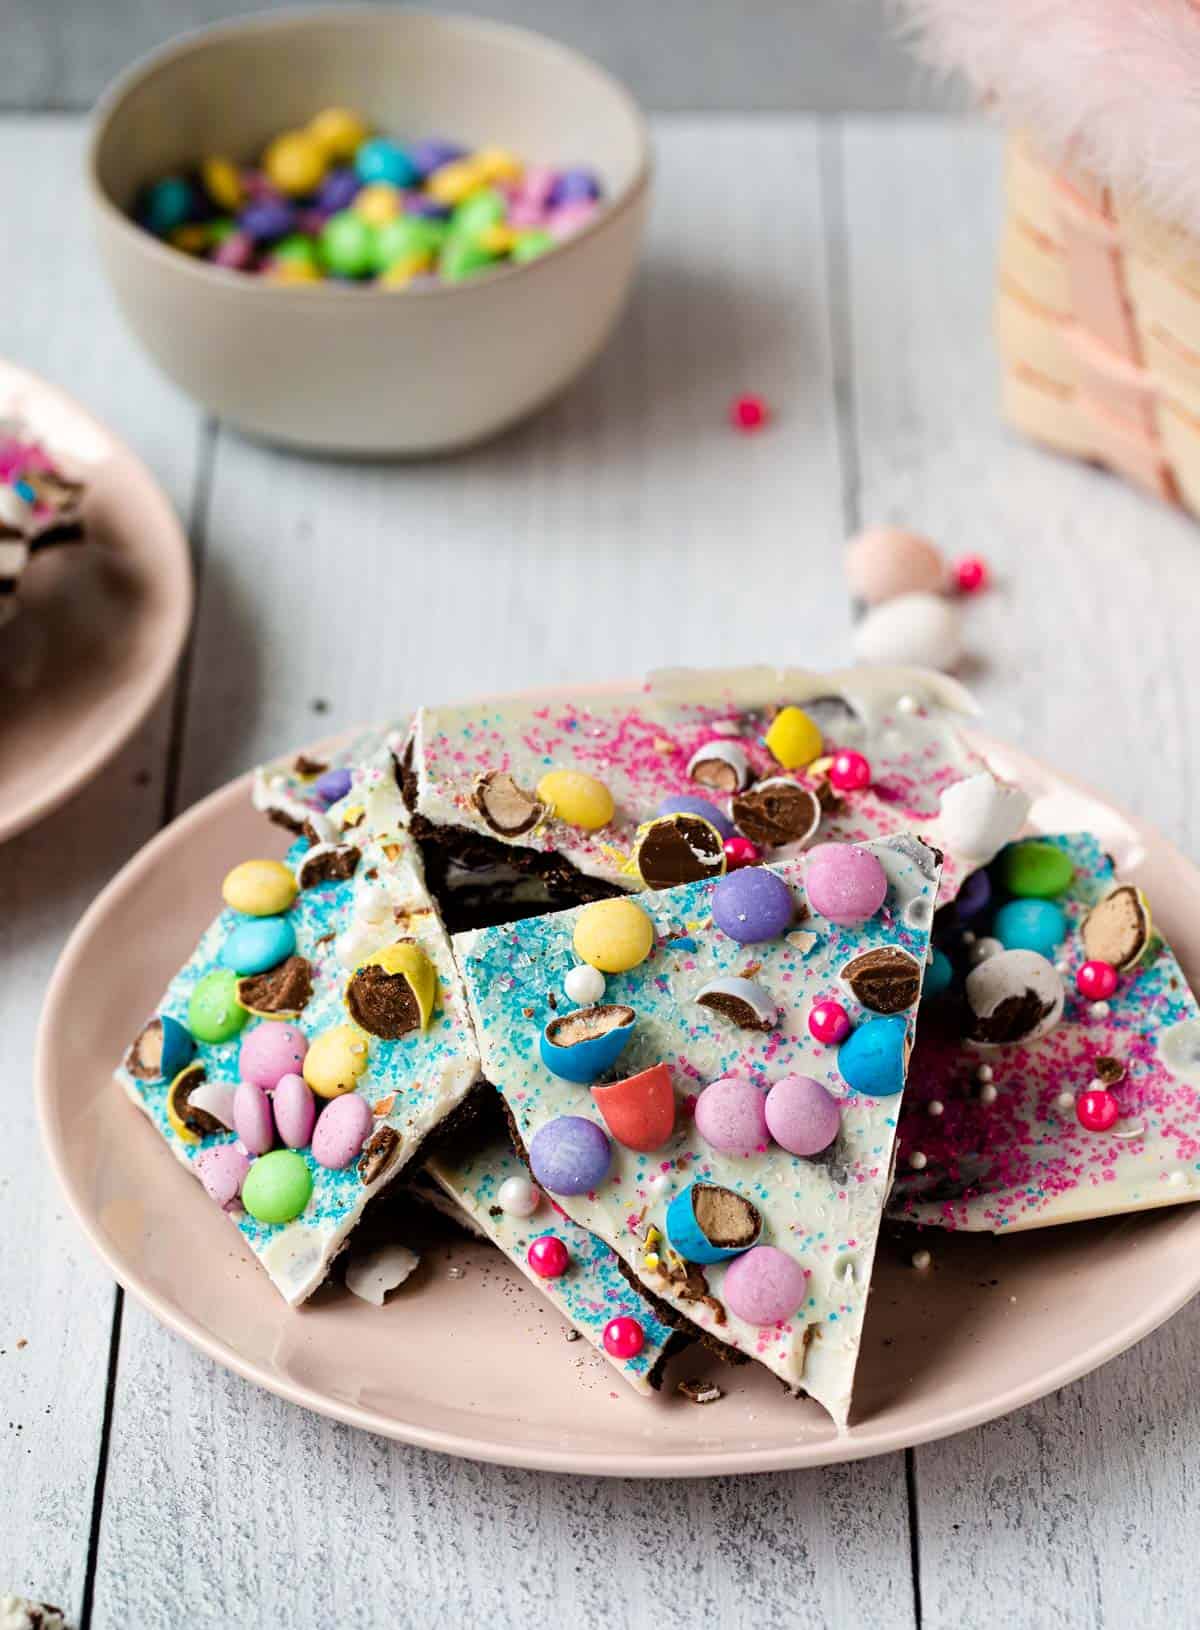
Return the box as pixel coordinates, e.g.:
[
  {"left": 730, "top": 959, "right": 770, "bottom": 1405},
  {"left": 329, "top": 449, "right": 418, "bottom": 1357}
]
[
  {"left": 844, "top": 526, "right": 946, "bottom": 605},
  {"left": 838, "top": 1016, "right": 908, "bottom": 1096},
  {"left": 241, "top": 1149, "right": 313, "bottom": 1225},
  {"left": 311, "top": 1093, "right": 374, "bottom": 1170},
  {"left": 307, "top": 107, "right": 370, "bottom": 161},
  {"left": 711, "top": 867, "right": 793, "bottom": 943},
  {"left": 316, "top": 167, "right": 362, "bottom": 213},
  {"left": 955, "top": 868, "right": 992, "bottom": 923},
  {"left": 529, "top": 1115, "right": 612, "bottom": 1195},
  {"left": 853, "top": 592, "right": 963, "bottom": 671},
  {"left": 354, "top": 181, "right": 403, "bottom": 225},
  {"left": 722, "top": 1246, "right": 808, "bottom": 1326},
  {"left": 222, "top": 858, "right": 297, "bottom": 917},
  {"left": 196, "top": 1144, "right": 251, "bottom": 1212},
  {"left": 219, "top": 914, "right": 296, "bottom": 975},
  {"left": 498, "top": 1174, "right": 540, "bottom": 1217},
  {"left": 409, "top": 138, "right": 468, "bottom": 177},
  {"left": 998, "top": 841, "right": 1075, "bottom": 900},
  {"left": 239, "top": 1021, "right": 308, "bottom": 1090},
  {"left": 303, "top": 1023, "right": 369, "bottom": 1098},
  {"left": 233, "top": 1081, "right": 275, "bottom": 1156},
  {"left": 141, "top": 175, "right": 194, "bottom": 236},
  {"left": 319, "top": 211, "right": 376, "bottom": 277},
  {"left": 993, "top": 898, "right": 1068, "bottom": 960},
  {"left": 346, "top": 940, "right": 438, "bottom": 1037},
  {"left": 451, "top": 185, "right": 507, "bottom": 238},
  {"left": 763, "top": 705, "right": 822, "bottom": 769},
  {"left": 564, "top": 964, "right": 606, "bottom": 1005},
  {"left": 536, "top": 769, "right": 615, "bottom": 831},
  {"left": 263, "top": 130, "right": 327, "bottom": 196},
  {"left": 187, "top": 969, "right": 247, "bottom": 1044},
  {"left": 512, "top": 229, "right": 554, "bottom": 264},
  {"left": 273, "top": 1073, "right": 317, "bottom": 1149},
  {"left": 314, "top": 766, "right": 353, "bottom": 804},
  {"left": 923, "top": 947, "right": 953, "bottom": 1001},
  {"left": 694, "top": 1076, "right": 769, "bottom": 1156},
  {"left": 805, "top": 842, "right": 888, "bottom": 926},
  {"left": 657, "top": 794, "right": 734, "bottom": 838},
  {"left": 591, "top": 1062, "right": 676, "bottom": 1152},
  {"left": 540, "top": 1003, "right": 635, "bottom": 1083},
  {"left": 200, "top": 156, "right": 243, "bottom": 212},
  {"left": 764, "top": 1075, "right": 841, "bottom": 1156},
  {"left": 355, "top": 137, "right": 419, "bottom": 188},
  {"left": 573, "top": 898, "right": 654, "bottom": 973}
]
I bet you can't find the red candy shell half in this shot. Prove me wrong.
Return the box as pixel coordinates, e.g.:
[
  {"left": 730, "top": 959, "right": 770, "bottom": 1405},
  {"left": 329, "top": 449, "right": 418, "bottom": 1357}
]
[{"left": 591, "top": 1063, "right": 676, "bottom": 1153}]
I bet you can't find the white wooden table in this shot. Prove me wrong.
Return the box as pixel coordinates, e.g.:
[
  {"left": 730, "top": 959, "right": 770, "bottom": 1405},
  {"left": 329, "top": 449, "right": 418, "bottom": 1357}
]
[{"left": 5, "top": 114, "right": 1200, "bottom": 1630}]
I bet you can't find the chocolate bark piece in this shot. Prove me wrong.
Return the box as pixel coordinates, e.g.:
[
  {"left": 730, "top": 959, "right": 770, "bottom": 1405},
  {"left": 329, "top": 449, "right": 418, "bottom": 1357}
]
[
  {"left": 1082, "top": 884, "right": 1152, "bottom": 970},
  {"left": 237, "top": 954, "right": 314, "bottom": 1016},
  {"left": 297, "top": 842, "right": 361, "bottom": 888},
  {"left": 167, "top": 1064, "right": 225, "bottom": 1138},
  {"left": 471, "top": 769, "right": 547, "bottom": 836},
  {"left": 635, "top": 812, "right": 725, "bottom": 889},
  {"left": 732, "top": 778, "right": 821, "bottom": 849},
  {"left": 841, "top": 947, "right": 923, "bottom": 1014},
  {"left": 345, "top": 961, "right": 421, "bottom": 1039},
  {"left": 358, "top": 1125, "right": 402, "bottom": 1186}
]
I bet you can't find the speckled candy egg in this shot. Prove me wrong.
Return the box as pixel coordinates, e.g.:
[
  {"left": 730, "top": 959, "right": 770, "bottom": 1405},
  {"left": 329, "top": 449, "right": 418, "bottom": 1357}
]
[
  {"left": 573, "top": 898, "right": 655, "bottom": 972},
  {"left": 805, "top": 842, "right": 888, "bottom": 926},
  {"left": 219, "top": 914, "right": 296, "bottom": 975},
  {"left": 722, "top": 1245, "right": 808, "bottom": 1326},
  {"left": 196, "top": 1144, "right": 251, "bottom": 1212},
  {"left": 844, "top": 526, "right": 946, "bottom": 605},
  {"left": 965, "top": 949, "right": 1064, "bottom": 1046},
  {"left": 273, "top": 1072, "right": 317, "bottom": 1149},
  {"left": 233, "top": 1081, "right": 276, "bottom": 1155},
  {"left": 529, "top": 1115, "right": 612, "bottom": 1195},
  {"left": 694, "top": 1076, "right": 769, "bottom": 1156},
  {"left": 239, "top": 1021, "right": 309, "bottom": 1090},
  {"left": 711, "top": 867, "right": 793, "bottom": 944},
  {"left": 853, "top": 592, "right": 963, "bottom": 672},
  {"left": 311, "top": 1093, "right": 374, "bottom": 1170},
  {"left": 764, "top": 1075, "right": 841, "bottom": 1157}
]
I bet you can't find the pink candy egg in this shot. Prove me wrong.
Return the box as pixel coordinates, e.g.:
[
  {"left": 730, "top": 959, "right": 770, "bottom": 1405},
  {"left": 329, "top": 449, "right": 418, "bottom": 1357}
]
[
  {"left": 722, "top": 1245, "right": 808, "bottom": 1326},
  {"left": 764, "top": 1075, "right": 841, "bottom": 1157},
  {"left": 233, "top": 1081, "right": 275, "bottom": 1156},
  {"left": 694, "top": 1076, "right": 769, "bottom": 1156},
  {"left": 311, "top": 1093, "right": 373, "bottom": 1170},
  {"left": 196, "top": 1144, "right": 252, "bottom": 1211},
  {"left": 273, "top": 1072, "right": 317, "bottom": 1149},
  {"left": 239, "top": 1022, "right": 308, "bottom": 1089},
  {"left": 805, "top": 842, "right": 888, "bottom": 926},
  {"left": 844, "top": 526, "right": 946, "bottom": 605}
]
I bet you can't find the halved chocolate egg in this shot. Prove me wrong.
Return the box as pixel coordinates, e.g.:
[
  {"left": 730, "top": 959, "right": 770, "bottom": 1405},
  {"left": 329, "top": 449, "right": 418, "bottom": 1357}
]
[
  {"left": 695, "top": 976, "right": 778, "bottom": 1032},
  {"left": 124, "top": 1013, "right": 194, "bottom": 1083},
  {"left": 633, "top": 812, "right": 726, "bottom": 890},
  {"left": 540, "top": 1003, "right": 636, "bottom": 1084},
  {"left": 1082, "top": 884, "right": 1153, "bottom": 971},
  {"left": 666, "top": 1181, "right": 763, "bottom": 1265}
]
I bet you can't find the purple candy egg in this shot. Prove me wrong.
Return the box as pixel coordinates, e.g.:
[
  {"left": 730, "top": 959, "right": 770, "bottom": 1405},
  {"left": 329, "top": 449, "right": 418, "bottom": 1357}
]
[
  {"left": 955, "top": 867, "right": 992, "bottom": 923},
  {"left": 233, "top": 1081, "right": 275, "bottom": 1156},
  {"left": 694, "top": 1076, "right": 769, "bottom": 1156},
  {"left": 273, "top": 1072, "right": 317, "bottom": 1149},
  {"left": 764, "top": 1075, "right": 841, "bottom": 1157},
  {"left": 409, "top": 138, "right": 467, "bottom": 178},
  {"left": 722, "top": 1246, "right": 808, "bottom": 1326},
  {"left": 196, "top": 1144, "right": 252, "bottom": 1211},
  {"left": 212, "top": 231, "right": 255, "bottom": 271},
  {"left": 404, "top": 193, "right": 452, "bottom": 220},
  {"left": 311, "top": 1093, "right": 373, "bottom": 1170},
  {"left": 529, "top": 1116, "right": 612, "bottom": 1195},
  {"left": 805, "top": 842, "right": 888, "bottom": 926},
  {"left": 315, "top": 766, "right": 353, "bottom": 805},
  {"left": 711, "top": 867, "right": 794, "bottom": 943},
  {"left": 317, "top": 167, "right": 362, "bottom": 212},
  {"left": 239, "top": 198, "right": 295, "bottom": 243},
  {"left": 549, "top": 167, "right": 602, "bottom": 207},
  {"left": 239, "top": 1022, "right": 308, "bottom": 1090},
  {"left": 657, "top": 794, "right": 734, "bottom": 838}
]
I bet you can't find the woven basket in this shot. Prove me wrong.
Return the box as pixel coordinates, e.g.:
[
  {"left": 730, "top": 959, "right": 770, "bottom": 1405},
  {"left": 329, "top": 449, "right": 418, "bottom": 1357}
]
[{"left": 998, "top": 130, "right": 1200, "bottom": 512}]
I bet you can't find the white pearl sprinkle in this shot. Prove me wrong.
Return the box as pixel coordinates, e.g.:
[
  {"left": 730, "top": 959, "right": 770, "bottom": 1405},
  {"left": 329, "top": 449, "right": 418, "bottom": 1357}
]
[
  {"left": 962, "top": 930, "right": 977, "bottom": 945},
  {"left": 565, "top": 964, "right": 606, "bottom": 1006},
  {"left": 1055, "top": 960, "right": 1070, "bottom": 976},
  {"left": 1169, "top": 1170, "right": 1187, "bottom": 1186},
  {"left": 1091, "top": 1001, "right": 1111, "bottom": 1019},
  {"left": 979, "top": 1083, "right": 998, "bottom": 1106},
  {"left": 897, "top": 695, "right": 920, "bottom": 715},
  {"left": 968, "top": 936, "right": 1003, "bottom": 966},
  {"left": 928, "top": 1099, "right": 945, "bottom": 1117},
  {"left": 497, "top": 1175, "right": 541, "bottom": 1218},
  {"left": 1055, "top": 1091, "right": 1076, "bottom": 1112},
  {"left": 976, "top": 1064, "right": 994, "bottom": 1084},
  {"left": 911, "top": 1249, "right": 932, "bottom": 1270},
  {"left": 908, "top": 1150, "right": 928, "bottom": 1170}
]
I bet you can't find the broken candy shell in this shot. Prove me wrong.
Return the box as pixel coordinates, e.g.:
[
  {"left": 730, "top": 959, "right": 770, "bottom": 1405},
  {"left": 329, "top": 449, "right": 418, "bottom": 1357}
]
[
  {"left": 731, "top": 778, "right": 820, "bottom": 849},
  {"left": 764, "top": 705, "right": 822, "bottom": 770},
  {"left": 358, "top": 1124, "right": 402, "bottom": 1185},
  {"left": 666, "top": 1181, "right": 762, "bottom": 1264},
  {"left": 938, "top": 772, "right": 1030, "bottom": 862},
  {"left": 841, "top": 946, "right": 922, "bottom": 1013},
  {"left": 535, "top": 768, "right": 614, "bottom": 831},
  {"left": 529, "top": 1115, "right": 612, "bottom": 1195},
  {"left": 237, "top": 954, "right": 314, "bottom": 1018},
  {"left": 722, "top": 1245, "right": 808, "bottom": 1326},
  {"left": 241, "top": 1148, "right": 313, "bottom": 1224},
  {"left": 540, "top": 1003, "right": 635, "bottom": 1083},
  {"left": 219, "top": 914, "right": 296, "bottom": 975},
  {"left": 633, "top": 812, "right": 726, "bottom": 890},
  {"left": 239, "top": 1020, "right": 308, "bottom": 1090},
  {"left": 233, "top": 1080, "right": 276, "bottom": 1155},
  {"left": 303, "top": 1022, "right": 370, "bottom": 1098},
  {"left": 764, "top": 1075, "right": 841, "bottom": 1156},
  {"left": 273, "top": 1072, "right": 317, "bottom": 1148},
  {"left": 297, "top": 842, "right": 360, "bottom": 889},
  {"left": 166, "top": 1063, "right": 227, "bottom": 1144},
  {"left": 694, "top": 1076, "right": 769, "bottom": 1155},
  {"left": 853, "top": 592, "right": 963, "bottom": 671},
  {"left": 222, "top": 858, "right": 298, "bottom": 917},
  {"left": 711, "top": 866, "right": 794, "bottom": 943},
  {"left": 998, "top": 840, "right": 1074, "bottom": 900},
  {"left": 124, "top": 1013, "right": 195, "bottom": 1082},
  {"left": 471, "top": 768, "right": 547, "bottom": 836},
  {"left": 196, "top": 1144, "right": 251, "bottom": 1211},
  {"left": 838, "top": 1015, "right": 907, "bottom": 1096},
  {"left": 993, "top": 898, "right": 1068, "bottom": 961},
  {"left": 346, "top": 940, "right": 437, "bottom": 1037},
  {"left": 805, "top": 842, "right": 888, "bottom": 927},
  {"left": 686, "top": 739, "right": 751, "bottom": 792},
  {"left": 311, "top": 1092, "right": 374, "bottom": 1169},
  {"left": 695, "top": 975, "right": 778, "bottom": 1031},
  {"left": 966, "top": 948, "right": 1064, "bottom": 1046},
  {"left": 187, "top": 968, "right": 247, "bottom": 1045},
  {"left": 185, "top": 1075, "right": 236, "bottom": 1131},
  {"left": 573, "top": 898, "right": 655, "bottom": 973},
  {"left": 590, "top": 1062, "right": 675, "bottom": 1152},
  {"left": 1082, "top": 884, "right": 1153, "bottom": 971},
  {"left": 344, "top": 1243, "right": 420, "bottom": 1305}
]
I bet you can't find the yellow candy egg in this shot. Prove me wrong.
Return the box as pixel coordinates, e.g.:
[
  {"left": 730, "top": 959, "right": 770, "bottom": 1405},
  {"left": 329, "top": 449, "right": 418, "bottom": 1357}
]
[
  {"left": 169, "top": 224, "right": 210, "bottom": 255},
  {"left": 303, "top": 1023, "right": 370, "bottom": 1099},
  {"left": 536, "top": 769, "right": 615, "bottom": 831},
  {"left": 378, "top": 254, "right": 431, "bottom": 288},
  {"left": 764, "top": 705, "right": 823, "bottom": 770},
  {"left": 201, "top": 155, "right": 243, "bottom": 212},
  {"left": 267, "top": 260, "right": 323, "bottom": 284},
  {"left": 426, "top": 159, "right": 487, "bottom": 206},
  {"left": 263, "top": 130, "right": 327, "bottom": 196},
  {"left": 573, "top": 898, "right": 655, "bottom": 973},
  {"left": 308, "top": 106, "right": 369, "bottom": 161},
  {"left": 473, "top": 147, "right": 524, "bottom": 184},
  {"left": 222, "top": 858, "right": 298, "bottom": 917},
  {"left": 478, "top": 223, "right": 516, "bottom": 254},
  {"left": 354, "top": 182, "right": 403, "bottom": 225}
]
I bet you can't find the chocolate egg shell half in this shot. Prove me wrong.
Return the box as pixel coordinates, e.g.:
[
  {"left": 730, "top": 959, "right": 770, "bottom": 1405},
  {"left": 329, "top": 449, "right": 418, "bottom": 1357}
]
[
  {"left": 124, "top": 1013, "right": 194, "bottom": 1083},
  {"left": 687, "top": 739, "right": 751, "bottom": 793},
  {"left": 840, "top": 947, "right": 923, "bottom": 1014},
  {"left": 471, "top": 769, "right": 548, "bottom": 836},
  {"left": 731, "top": 778, "right": 821, "bottom": 850},
  {"left": 666, "top": 1181, "right": 762, "bottom": 1265},
  {"left": 695, "top": 976, "right": 778, "bottom": 1032},
  {"left": 540, "top": 1003, "right": 635, "bottom": 1084},
  {"left": 1081, "top": 885, "right": 1153, "bottom": 971},
  {"left": 633, "top": 812, "right": 726, "bottom": 890},
  {"left": 345, "top": 940, "right": 437, "bottom": 1038},
  {"left": 965, "top": 949, "right": 1064, "bottom": 1046}
]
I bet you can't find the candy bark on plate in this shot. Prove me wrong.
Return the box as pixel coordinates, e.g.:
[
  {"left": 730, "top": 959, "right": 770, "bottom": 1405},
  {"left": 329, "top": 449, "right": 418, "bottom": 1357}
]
[
  {"left": 454, "top": 834, "right": 943, "bottom": 1429},
  {"left": 252, "top": 722, "right": 404, "bottom": 843},
  {"left": 426, "top": 1131, "right": 679, "bottom": 1394},
  {"left": 403, "top": 664, "right": 1014, "bottom": 917},
  {"left": 114, "top": 812, "right": 480, "bottom": 1304},
  {"left": 890, "top": 833, "right": 1200, "bottom": 1232}
]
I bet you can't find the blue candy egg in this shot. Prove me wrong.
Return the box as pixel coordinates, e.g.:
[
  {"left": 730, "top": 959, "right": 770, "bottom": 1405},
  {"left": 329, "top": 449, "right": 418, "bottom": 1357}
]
[
  {"left": 992, "top": 898, "right": 1068, "bottom": 961},
  {"left": 657, "top": 794, "right": 734, "bottom": 838},
  {"left": 838, "top": 1015, "right": 907, "bottom": 1096},
  {"left": 220, "top": 914, "right": 296, "bottom": 975},
  {"left": 666, "top": 1181, "right": 762, "bottom": 1265},
  {"left": 141, "top": 176, "right": 195, "bottom": 236},
  {"left": 540, "top": 1004, "right": 635, "bottom": 1084},
  {"left": 922, "top": 947, "right": 953, "bottom": 1002},
  {"left": 355, "top": 138, "right": 419, "bottom": 188}
]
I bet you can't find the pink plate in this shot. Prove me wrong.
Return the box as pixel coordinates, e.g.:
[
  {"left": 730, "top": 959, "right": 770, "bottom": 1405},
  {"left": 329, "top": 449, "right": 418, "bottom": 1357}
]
[
  {"left": 34, "top": 723, "right": 1200, "bottom": 1475},
  {"left": 0, "top": 358, "right": 192, "bottom": 843}
]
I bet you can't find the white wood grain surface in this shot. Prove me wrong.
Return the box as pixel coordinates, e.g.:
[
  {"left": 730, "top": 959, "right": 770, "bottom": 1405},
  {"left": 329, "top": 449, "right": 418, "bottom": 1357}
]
[{"left": 5, "top": 112, "right": 1200, "bottom": 1629}]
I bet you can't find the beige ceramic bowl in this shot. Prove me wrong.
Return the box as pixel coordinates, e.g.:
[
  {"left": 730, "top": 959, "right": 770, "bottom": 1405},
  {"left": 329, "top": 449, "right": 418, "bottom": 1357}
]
[{"left": 88, "top": 8, "right": 651, "bottom": 454}]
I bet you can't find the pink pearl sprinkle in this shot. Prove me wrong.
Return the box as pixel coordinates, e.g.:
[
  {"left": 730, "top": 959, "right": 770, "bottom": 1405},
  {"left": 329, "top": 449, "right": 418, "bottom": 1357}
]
[
  {"left": 1076, "top": 960, "right": 1118, "bottom": 1000},
  {"left": 1077, "top": 1088, "right": 1119, "bottom": 1132},
  {"left": 808, "top": 999, "right": 851, "bottom": 1045},
  {"left": 603, "top": 1316, "right": 645, "bottom": 1359},
  {"left": 829, "top": 749, "right": 872, "bottom": 792},
  {"left": 723, "top": 834, "right": 760, "bottom": 870},
  {"left": 730, "top": 393, "right": 769, "bottom": 432},
  {"left": 954, "top": 555, "right": 989, "bottom": 594},
  {"left": 527, "top": 1234, "right": 570, "bottom": 1278}
]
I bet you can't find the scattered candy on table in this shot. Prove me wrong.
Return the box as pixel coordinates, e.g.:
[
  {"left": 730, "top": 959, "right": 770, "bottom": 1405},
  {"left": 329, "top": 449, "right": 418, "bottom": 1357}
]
[
  {"left": 729, "top": 393, "right": 769, "bottom": 431},
  {"left": 132, "top": 107, "right": 606, "bottom": 287}
]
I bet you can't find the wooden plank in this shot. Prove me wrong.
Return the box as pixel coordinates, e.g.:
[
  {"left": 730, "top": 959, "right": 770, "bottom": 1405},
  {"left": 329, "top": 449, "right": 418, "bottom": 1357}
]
[
  {"left": 90, "top": 117, "right": 914, "bottom": 1628},
  {"left": 841, "top": 115, "right": 1200, "bottom": 1629},
  {"left": 0, "top": 118, "right": 203, "bottom": 1618}
]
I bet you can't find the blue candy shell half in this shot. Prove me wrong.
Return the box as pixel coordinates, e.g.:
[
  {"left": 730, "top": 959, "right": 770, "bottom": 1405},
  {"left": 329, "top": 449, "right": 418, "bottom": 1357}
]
[
  {"left": 665, "top": 1182, "right": 762, "bottom": 1265},
  {"left": 158, "top": 1013, "right": 195, "bottom": 1079},
  {"left": 838, "top": 1015, "right": 908, "bottom": 1097},
  {"left": 539, "top": 1004, "right": 635, "bottom": 1084}
]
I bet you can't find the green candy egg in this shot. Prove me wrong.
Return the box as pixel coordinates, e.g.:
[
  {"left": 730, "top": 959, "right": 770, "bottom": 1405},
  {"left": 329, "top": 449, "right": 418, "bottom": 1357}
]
[
  {"left": 998, "top": 840, "right": 1075, "bottom": 900},
  {"left": 373, "top": 215, "right": 445, "bottom": 271},
  {"left": 319, "top": 211, "right": 376, "bottom": 277},
  {"left": 512, "top": 229, "right": 554, "bottom": 265},
  {"left": 187, "top": 969, "right": 247, "bottom": 1044},
  {"left": 273, "top": 233, "right": 319, "bottom": 267},
  {"left": 241, "top": 1149, "right": 313, "bottom": 1225},
  {"left": 450, "top": 186, "right": 506, "bottom": 239},
  {"left": 440, "top": 235, "right": 498, "bottom": 283}
]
